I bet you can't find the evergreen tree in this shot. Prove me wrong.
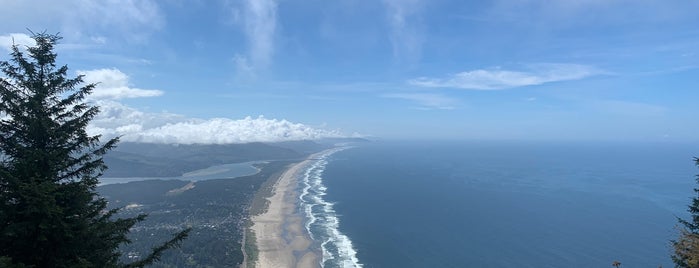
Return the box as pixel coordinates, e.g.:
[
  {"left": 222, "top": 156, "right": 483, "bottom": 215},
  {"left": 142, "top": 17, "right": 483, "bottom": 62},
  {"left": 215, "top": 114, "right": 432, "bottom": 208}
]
[
  {"left": 0, "top": 32, "right": 189, "bottom": 267},
  {"left": 673, "top": 157, "right": 699, "bottom": 268}
]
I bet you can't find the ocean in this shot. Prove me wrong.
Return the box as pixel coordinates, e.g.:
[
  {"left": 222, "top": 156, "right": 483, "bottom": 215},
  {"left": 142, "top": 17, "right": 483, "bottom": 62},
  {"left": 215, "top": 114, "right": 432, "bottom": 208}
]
[{"left": 298, "top": 141, "right": 699, "bottom": 267}]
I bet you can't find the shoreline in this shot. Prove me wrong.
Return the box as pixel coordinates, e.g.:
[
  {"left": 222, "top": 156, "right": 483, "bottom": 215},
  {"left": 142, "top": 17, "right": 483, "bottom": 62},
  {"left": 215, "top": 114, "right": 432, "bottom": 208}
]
[{"left": 247, "top": 151, "right": 332, "bottom": 268}]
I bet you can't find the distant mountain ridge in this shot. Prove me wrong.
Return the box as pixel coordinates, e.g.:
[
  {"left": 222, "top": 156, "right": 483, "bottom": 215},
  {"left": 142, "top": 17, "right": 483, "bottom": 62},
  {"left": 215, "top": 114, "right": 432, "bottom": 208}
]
[{"left": 102, "top": 139, "right": 367, "bottom": 177}]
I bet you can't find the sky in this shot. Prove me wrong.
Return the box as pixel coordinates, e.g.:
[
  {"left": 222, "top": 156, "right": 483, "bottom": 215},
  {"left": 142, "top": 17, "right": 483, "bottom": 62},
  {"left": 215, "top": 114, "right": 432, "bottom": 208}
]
[{"left": 1, "top": 0, "right": 698, "bottom": 143}]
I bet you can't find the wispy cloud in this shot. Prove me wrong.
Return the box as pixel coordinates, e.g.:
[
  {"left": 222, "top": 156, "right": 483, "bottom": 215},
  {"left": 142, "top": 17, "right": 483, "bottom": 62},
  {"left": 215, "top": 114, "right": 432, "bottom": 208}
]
[
  {"left": 78, "top": 69, "right": 163, "bottom": 100},
  {"left": 591, "top": 99, "right": 666, "bottom": 117},
  {"left": 383, "top": 93, "right": 458, "bottom": 110},
  {"left": 0, "top": 0, "right": 166, "bottom": 43},
  {"left": 230, "top": 0, "right": 278, "bottom": 75},
  {"left": 383, "top": 0, "right": 423, "bottom": 64},
  {"left": 0, "top": 1, "right": 164, "bottom": 44},
  {"left": 409, "top": 63, "right": 602, "bottom": 90},
  {"left": 69, "top": 0, "right": 164, "bottom": 42}
]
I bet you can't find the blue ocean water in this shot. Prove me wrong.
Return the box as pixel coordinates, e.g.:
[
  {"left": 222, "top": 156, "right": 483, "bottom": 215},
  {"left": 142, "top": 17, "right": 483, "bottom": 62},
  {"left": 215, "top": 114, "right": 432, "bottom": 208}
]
[{"left": 299, "top": 141, "right": 699, "bottom": 268}]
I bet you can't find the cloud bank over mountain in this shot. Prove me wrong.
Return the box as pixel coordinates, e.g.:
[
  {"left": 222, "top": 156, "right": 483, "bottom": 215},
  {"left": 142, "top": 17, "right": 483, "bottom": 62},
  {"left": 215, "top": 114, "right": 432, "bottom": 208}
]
[
  {"left": 76, "top": 68, "right": 347, "bottom": 144},
  {"left": 88, "top": 100, "right": 345, "bottom": 144}
]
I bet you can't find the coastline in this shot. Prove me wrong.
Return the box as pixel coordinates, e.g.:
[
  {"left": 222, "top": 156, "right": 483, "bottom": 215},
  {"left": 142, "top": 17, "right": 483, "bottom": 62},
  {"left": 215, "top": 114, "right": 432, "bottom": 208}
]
[{"left": 247, "top": 151, "right": 329, "bottom": 268}]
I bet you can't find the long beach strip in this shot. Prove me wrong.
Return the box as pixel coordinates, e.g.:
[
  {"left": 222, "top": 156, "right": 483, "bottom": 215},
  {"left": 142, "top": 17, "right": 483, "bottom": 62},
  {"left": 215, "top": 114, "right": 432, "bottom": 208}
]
[{"left": 249, "top": 151, "right": 331, "bottom": 268}]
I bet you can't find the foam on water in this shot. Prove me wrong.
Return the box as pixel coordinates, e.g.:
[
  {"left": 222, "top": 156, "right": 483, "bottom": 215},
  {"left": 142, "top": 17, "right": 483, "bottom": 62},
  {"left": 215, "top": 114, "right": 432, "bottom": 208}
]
[{"left": 298, "top": 147, "right": 362, "bottom": 268}]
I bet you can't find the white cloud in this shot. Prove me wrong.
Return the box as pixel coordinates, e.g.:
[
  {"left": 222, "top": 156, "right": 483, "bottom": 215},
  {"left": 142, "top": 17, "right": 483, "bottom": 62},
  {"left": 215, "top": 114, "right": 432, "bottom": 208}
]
[
  {"left": 3, "top": 64, "right": 344, "bottom": 144},
  {"left": 128, "top": 117, "right": 343, "bottom": 144},
  {"left": 383, "top": 0, "right": 423, "bottom": 63},
  {"left": 230, "top": 0, "right": 277, "bottom": 73},
  {"left": 77, "top": 69, "right": 163, "bottom": 100},
  {"left": 88, "top": 100, "right": 184, "bottom": 133},
  {"left": 409, "top": 63, "right": 601, "bottom": 90},
  {"left": 0, "top": 33, "right": 35, "bottom": 51},
  {"left": 383, "top": 93, "right": 458, "bottom": 110},
  {"left": 87, "top": 100, "right": 345, "bottom": 144}
]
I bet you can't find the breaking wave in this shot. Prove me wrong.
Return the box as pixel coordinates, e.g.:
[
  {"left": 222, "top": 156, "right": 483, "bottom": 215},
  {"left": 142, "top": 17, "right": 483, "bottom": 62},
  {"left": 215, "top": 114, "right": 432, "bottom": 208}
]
[{"left": 299, "top": 147, "right": 362, "bottom": 268}]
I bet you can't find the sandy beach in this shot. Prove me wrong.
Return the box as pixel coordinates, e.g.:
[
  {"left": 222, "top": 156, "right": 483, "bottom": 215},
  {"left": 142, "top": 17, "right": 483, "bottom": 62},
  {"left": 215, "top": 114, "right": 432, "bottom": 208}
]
[{"left": 249, "top": 154, "right": 321, "bottom": 268}]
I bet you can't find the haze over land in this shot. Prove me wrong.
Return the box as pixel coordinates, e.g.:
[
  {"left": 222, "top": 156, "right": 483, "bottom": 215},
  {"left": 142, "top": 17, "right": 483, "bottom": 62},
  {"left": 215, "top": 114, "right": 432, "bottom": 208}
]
[{"left": 1, "top": 0, "right": 698, "bottom": 142}]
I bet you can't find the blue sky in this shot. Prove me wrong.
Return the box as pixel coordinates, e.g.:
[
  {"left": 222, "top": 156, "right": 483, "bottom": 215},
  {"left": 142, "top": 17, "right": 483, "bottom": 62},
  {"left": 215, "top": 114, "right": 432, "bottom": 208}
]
[{"left": 1, "top": 0, "right": 698, "bottom": 143}]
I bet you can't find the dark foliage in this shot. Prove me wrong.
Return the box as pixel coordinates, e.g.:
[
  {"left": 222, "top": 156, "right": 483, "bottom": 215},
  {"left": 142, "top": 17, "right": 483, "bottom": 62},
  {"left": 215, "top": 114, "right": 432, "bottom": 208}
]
[
  {"left": 0, "top": 32, "right": 188, "bottom": 267},
  {"left": 97, "top": 161, "right": 291, "bottom": 267},
  {"left": 673, "top": 158, "right": 699, "bottom": 268}
]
